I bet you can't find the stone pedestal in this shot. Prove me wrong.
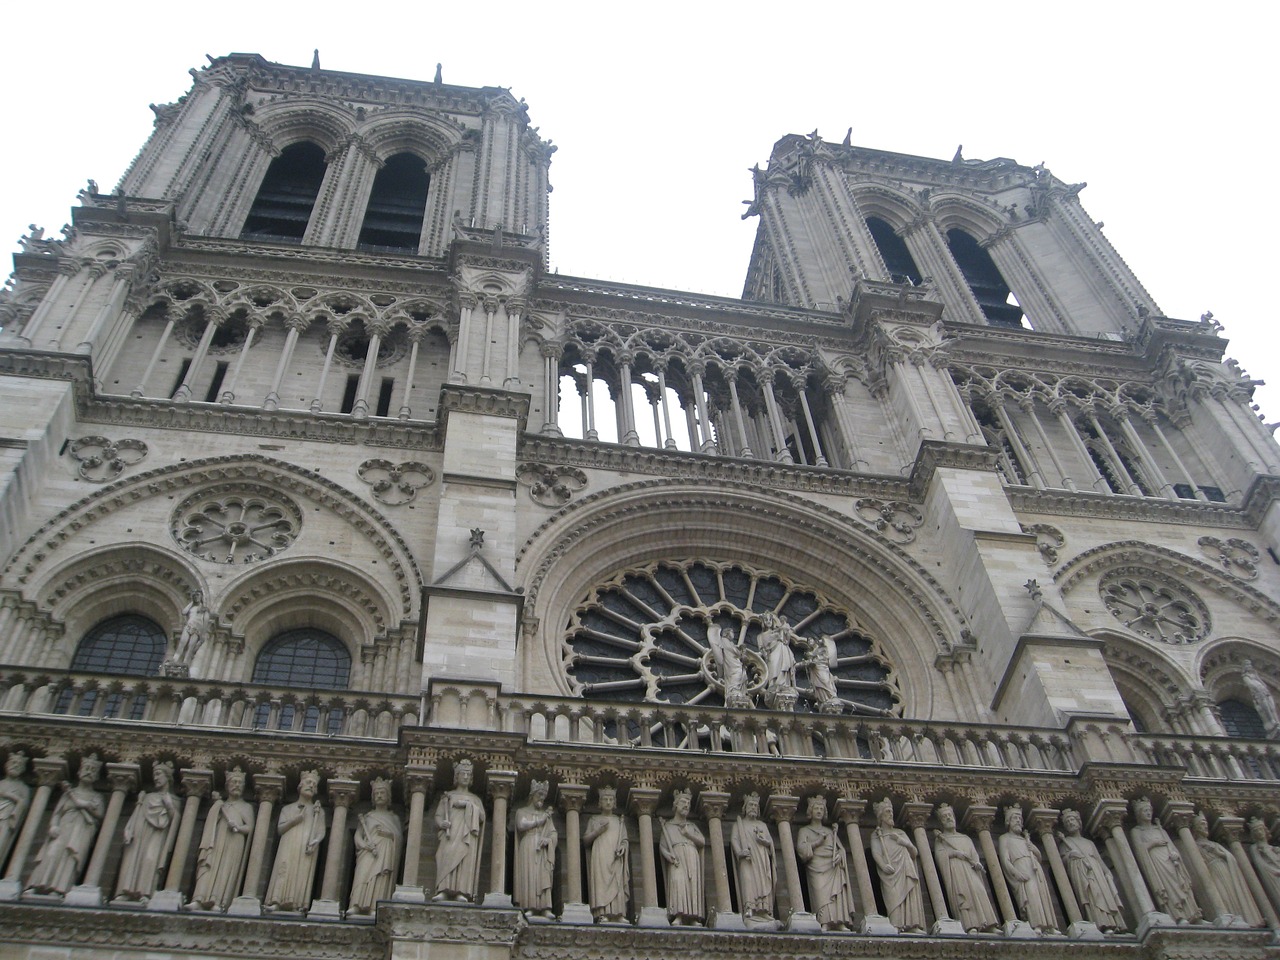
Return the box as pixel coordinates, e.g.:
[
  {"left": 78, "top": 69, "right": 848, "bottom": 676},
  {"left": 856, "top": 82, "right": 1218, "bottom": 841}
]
[
  {"left": 711, "top": 909, "right": 746, "bottom": 930},
  {"left": 308, "top": 898, "right": 343, "bottom": 920},
  {"left": 146, "top": 889, "right": 184, "bottom": 912},
  {"left": 227, "top": 895, "right": 262, "bottom": 916},
  {"left": 1003, "top": 919, "right": 1037, "bottom": 938},
  {"left": 393, "top": 884, "right": 426, "bottom": 903},
  {"left": 638, "top": 905, "right": 669, "bottom": 927},
  {"left": 1135, "top": 910, "right": 1177, "bottom": 938},
  {"left": 1067, "top": 920, "right": 1104, "bottom": 939},
  {"left": 783, "top": 910, "right": 822, "bottom": 933},
  {"left": 860, "top": 912, "right": 899, "bottom": 935},
  {"left": 482, "top": 892, "right": 514, "bottom": 908},
  {"left": 559, "top": 901, "right": 593, "bottom": 924},
  {"left": 63, "top": 884, "right": 104, "bottom": 907},
  {"left": 931, "top": 917, "right": 966, "bottom": 935},
  {"left": 0, "top": 879, "right": 22, "bottom": 901}
]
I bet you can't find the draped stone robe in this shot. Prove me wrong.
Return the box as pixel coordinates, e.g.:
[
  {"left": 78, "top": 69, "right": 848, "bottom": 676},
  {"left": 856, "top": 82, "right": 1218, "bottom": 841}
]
[{"left": 265, "top": 798, "right": 326, "bottom": 912}]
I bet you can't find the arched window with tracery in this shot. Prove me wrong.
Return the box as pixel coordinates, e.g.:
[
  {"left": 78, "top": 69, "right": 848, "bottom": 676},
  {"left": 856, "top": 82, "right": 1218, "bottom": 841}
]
[
  {"left": 357, "top": 153, "right": 430, "bottom": 253},
  {"left": 241, "top": 142, "right": 328, "bottom": 243},
  {"left": 56, "top": 614, "right": 168, "bottom": 718},
  {"left": 252, "top": 627, "right": 352, "bottom": 733},
  {"left": 866, "top": 217, "right": 922, "bottom": 284},
  {"left": 1218, "top": 698, "right": 1266, "bottom": 740}
]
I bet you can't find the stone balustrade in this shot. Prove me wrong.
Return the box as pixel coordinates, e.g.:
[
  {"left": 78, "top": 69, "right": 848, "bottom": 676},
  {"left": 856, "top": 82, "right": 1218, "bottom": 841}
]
[
  {"left": 1130, "top": 733, "right": 1280, "bottom": 782},
  {"left": 0, "top": 666, "right": 420, "bottom": 740}
]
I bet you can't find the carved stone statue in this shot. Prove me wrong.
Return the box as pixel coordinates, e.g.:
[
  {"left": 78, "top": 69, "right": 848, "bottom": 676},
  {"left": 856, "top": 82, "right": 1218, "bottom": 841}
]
[
  {"left": 933, "top": 803, "right": 999, "bottom": 933},
  {"left": 1241, "top": 659, "right": 1279, "bottom": 735},
  {"left": 711, "top": 625, "right": 751, "bottom": 707},
  {"left": 264, "top": 769, "right": 326, "bottom": 912},
  {"left": 1129, "top": 797, "right": 1200, "bottom": 922},
  {"left": 27, "top": 754, "right": 105, "bottom": 895},
  {"left": 795, "top": 795, "right": 854, "bottom": 931},
  {"left": 187, "top": 767, "right": 254, "bottom": 911},
  {"left": 348, "top": 777, "right": 402, "bottom": 916},
  {"left": 0, "top": 752, "right": 32, "bottom": 870},
  {"left": 174, "top": 590, "right": 211, "bottom": 666},
  {"left": 870, "top": 797, "right": 924, "bottom": 932},
  {"left": 1247, "top": 817, "right": 1280, "bottom": 914},
  {"left": 997, "top": 805, "right": 1058, "bottom": 932},
  {"left": 115, "top": 761, "right": 181, "bottom": 902},
  {"left": 1192, "top": 811, "right": 1262, "bottom": 925},
  {"left": 433, "top": 759, "right": 485, "bottom": 902},
  {"left": 1057, "top": 808, "right": 1125, "bottom": 932},
  {"left": 513, "top": 779, "right": 557, "bottom": 918},
  {"left": 659, "top": 788, "right": 705, "bottom": 925},
  {"left": 799, "top": 634, "right": 841, "bottom": 713},
  {"left": 758, "top": 613, "right": 797, "bottom": 710},
  {"left": 730, "top": 792, "right": 775, "bottom": 923},
  {"left": 582, "top": 786, "right": 629, "bottom": 923}
]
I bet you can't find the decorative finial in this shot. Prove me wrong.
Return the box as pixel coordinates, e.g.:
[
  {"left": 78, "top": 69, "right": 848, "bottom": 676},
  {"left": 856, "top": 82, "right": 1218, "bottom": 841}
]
[
  {"left": 1024, "top": 579, "right": 1042, "bottom": 602},
  {"left": 434, "top": 63, "right": 443, "bottom": 84},
  {"left": 469, "top": 528, "right": 484, "bottom": 550},
  {"left": 311, "top": 49, "right": 321, "bottom": 70},
  {"left": 842, "top": 127, "right": 852, "bottom": 147},
  {"left": 952, "top": 144, "right": 964, "bottom": 163}
]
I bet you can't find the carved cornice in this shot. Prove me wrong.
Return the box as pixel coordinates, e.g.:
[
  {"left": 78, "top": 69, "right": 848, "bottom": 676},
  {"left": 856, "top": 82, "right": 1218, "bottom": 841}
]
[
  {"left": 906, "top": 440, "right": 1000, "bottom": 499},
  {"left": 1007, "top": 487, "right": 1250, "bottom": 528},
  {"left": 438, "top": 384, "right": 530, "bottom": 430}
]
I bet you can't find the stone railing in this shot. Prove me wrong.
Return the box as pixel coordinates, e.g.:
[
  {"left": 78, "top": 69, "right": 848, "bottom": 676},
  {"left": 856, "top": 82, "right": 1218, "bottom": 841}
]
[
  {"left": 428, "top": 683, "right": 1081, "bottom": 774},
  {"left": 0, "top": 666, "right": 421, "bottom": 740},
  {"left": 1130, "top": 733, "right": 1280, "bottom": 782}
]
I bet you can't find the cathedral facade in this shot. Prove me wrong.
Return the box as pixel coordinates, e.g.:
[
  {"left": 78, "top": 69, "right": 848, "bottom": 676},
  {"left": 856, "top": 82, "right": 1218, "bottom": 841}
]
[{"left": 1, "top": 53, "right": 1279, "bottom": 959}]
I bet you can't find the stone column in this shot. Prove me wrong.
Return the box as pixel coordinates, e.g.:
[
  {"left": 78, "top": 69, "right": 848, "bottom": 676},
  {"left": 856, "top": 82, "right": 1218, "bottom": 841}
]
[
  {"left": 583, "top": 358, "right": 599, "bottom": 439},
  {"left": 656, "top": 365, "right": 678, "bottom": 450},
  {"left": 396, "top": 322, "right": 425, "bottom": 420},
  {"left": 992, "top": 397, "right": 1042, "bottom": 488},
  {"left": 394, "top": 770, "right": 433, "bottom": 902},
  {"left": 698, "top": 791, "right": 742, "bottom": 930},
  {"left": 351, "top": 325, "right": 386, "bottom": 419},
  {"left": 1021, "top": 398, "right": 1074, "bottom": 490},
  {"left": 78, "top": 264, "right": 136, "bottom": 360},
  {"left": 726, "top": 371, "right": 754, "bottom": 458},
  {"left": 766, "top": 795, "right": 819, "bottom": 932},
  {"left": 479, "top": 298, "right": 496, "bottom": 385},
  {"left": 172, "top": 311, "right": 220, "bottom": 402},
  {"left": 309, "top": 779, "right": 359, "bottom": 920},
  {"left": 1146, "top": 413, "right": 1206, "bottom": 500},
  {"left": 483, "top": 770, "right": 516, "bottom": 907},
  {"left": 541, "top": 343, "right": 564, "bottom": 435},
  {"left": 1163, "top": 802, "right": 1220, "bottom": 922},
  {"left": 1027, "top": 808, "right": 1095, "bottom": 937},
  {"left": 132, "top": 308, "right": 177, "bottom": 398},
  {"left": 263, "top": 314, "right": 308, "bottom": 411},
  {"left": 690, "top": 363, "right": 716, "bottom": 453},
  {"left": 760, "top": 371, "right": 794, "bottom": 463},
  {"left": 503, "top": 298, "right": 523, "bottom": 389},
  {"left": 19, "top": 259, "right": 79, "bottom": 345},
  {"left": 557, "top": 783, "right": 592, "bottom": 923},
  {"left": 1216, "top": 816, "right": 1278, "bottom": 928},
  {"left": 67, "top": 762, "right": 139, "bottom": 906},
  {"left": 618, "top": 355, "right": 640, "bottom": 446},
  {"left": 1114, "top": 408, "right": 1174, "bottom": 499},
  {"left": 310, "top": 318, "right": 346, "bottom": 412},
  {"left": 963, "top": 805, "right": 1027, "bottom": 935},
  {"left": 0, "top": 756, "right": 66, "bottom": 900},
  {"left": 630, "top": 788, "right": 667, "bottom": 926},
  {"left": 229, "top": 772, "right": 286, "bottom": 916},
  {"left": 1051, "top": 399, "right": 1109, "bottom": 492},
  {"left": 450, "top": 293, "right": 475, "bottom": 384},
  {"left": 149, "top": 768, "right": 213, "bottom": 911},
  {"left": 903, "top": 802, "right": 964, "bottom": 935},
  {"left": 219, "top": 316, "right": 263, "bottom": 404},
  {"left": 835, "top": 798, "right": 895, "bottom": 934},
  {"left": 797, "top": 386, "right": 828, "bottom": 466},
  {"left": 1089, "top": 802, "right": 1169, "bottom": 933}
]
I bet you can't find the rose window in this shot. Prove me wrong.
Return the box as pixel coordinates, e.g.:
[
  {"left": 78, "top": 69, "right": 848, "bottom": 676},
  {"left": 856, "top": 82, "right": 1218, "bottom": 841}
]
[
  {"left": 564, "top": 560, "right": 899, "bottom": 715},
  {"left": 172, "top": 486, "right": 302, "bottom": 564},
  {"left": 1099, "top": 572, "right": 1209, "bottom": 644}
]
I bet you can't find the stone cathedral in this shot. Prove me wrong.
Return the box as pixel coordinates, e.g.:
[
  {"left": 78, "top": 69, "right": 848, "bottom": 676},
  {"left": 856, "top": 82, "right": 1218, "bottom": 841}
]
[{"left": 2, "top": 52, "right": 1280, "bottom": 960}]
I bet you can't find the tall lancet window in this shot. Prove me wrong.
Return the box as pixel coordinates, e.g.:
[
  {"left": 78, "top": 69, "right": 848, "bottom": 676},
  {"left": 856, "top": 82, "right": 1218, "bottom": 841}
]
[
  {"left": 241, "top": 141, "right": 328, "bottom": 243},
  {"left": 946, "top": 228, "right": 1024, "bottom": 327},
  {"left": 357, "top": 153, "right": 430, "bottom": 253},
  {"left": 866, "top": 217, "right": 922, "bottom": 284}
]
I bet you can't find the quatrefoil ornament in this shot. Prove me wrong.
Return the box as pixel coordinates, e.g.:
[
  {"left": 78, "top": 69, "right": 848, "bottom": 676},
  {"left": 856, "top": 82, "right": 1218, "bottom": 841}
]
[
  {"left": 853, "top": 498, "right": 923, "bottom": 544},
  {"left": 67, "top": 436, "right": 148, "bottom": 482},
  {"left": 516, "top": 463, "right": 588, "bottom": 507},
  {"left": 357, "top": 459, "right": 436, "bottom": 506}
]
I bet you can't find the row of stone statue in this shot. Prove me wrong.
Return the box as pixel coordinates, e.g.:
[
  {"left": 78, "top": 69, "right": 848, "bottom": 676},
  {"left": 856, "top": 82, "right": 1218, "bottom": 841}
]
[{"left": 4, "top": 753, "right": 1280, "bottom": 935}]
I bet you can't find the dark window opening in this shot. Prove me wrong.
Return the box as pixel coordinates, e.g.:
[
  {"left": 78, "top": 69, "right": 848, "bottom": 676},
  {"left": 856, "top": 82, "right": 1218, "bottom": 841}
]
[
  {"left": 169, "top": 359, "right": 191, "bottom": 398},
  {"left": 1219, "top": 698, "right": 1266, "bottom": 739},
  {"left": 946, "top": 228, "right": 1025, "bottom": 327},
  {"left": 1200, "top": 485, "right": 1227, "bottom": 503},
  {"left": 241, "top": 142, "right": 327, "bottom": 243},
  {"left": 357, "top": 153, "right": 429, "bottom": 253},
  {"left": 70, "top": 615, "right": 168, "bottom": 675},
  {"left": 1173, "top": 483, "right": 1196, "bottom": 500},
  {"left": 204, "top": 361, "right": 229, "bottom": 403},
  {"left": 340, "top": 374, "right": 361, "bottom": 414},
  {"left": 866, "top": 217, "right": 922, "bottom": 284},
  {"left": 251, "top": 627, "right": 350, "bottom": 688},
  {"left": 375, "top": 377, "right": 395, "bottom": 417}
]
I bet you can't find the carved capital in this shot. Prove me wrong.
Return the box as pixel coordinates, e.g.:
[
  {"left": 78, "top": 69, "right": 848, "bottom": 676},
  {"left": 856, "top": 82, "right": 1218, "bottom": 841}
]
[
  {"left": 1213, "top": 815, "right": 1247, "bottom": 846},
  {"left": 33, "top": 756, "right": 69, "bottom": 787},
  {"left": 765, "top": 794, "right": 801, "bottom": 824},
  {"left": 1161, "top": 799, "right": 1197, "bottom": 834},
  {"left": 833, "top": 798, "right": 867, "bottom": 825},
  {"left": 180, "top": 768, "right": 215, "bottom": 800},
  {"left": 253, "top": 772, "right": 288, "bottom": 805},
  {"left": 327, "top": 778, "right": 361, "bottom": 809},
  {"left": 697, "top": 790, "right": 731, "bottom": 821},
  {"left": 1027, "top": 807, "right": 1061, "bottom": 837},
  {"left": 106, "top": 762, "right": 141, "bottom": 794},
  {"left": 405, "top": 768, "right": 436, "bottom": 797},
  {"left": 486, "top": 769, "right": 517, "bottom": 801},
  {"left": 628, "top": 787, "right": 662, "bottom": 817},
  {"left": 901, "top": 801, "right": 934, "bottom": 831},
  {"left": 1088, "top": 800, "right": 1129, "bottom": 839},
  {"left": 557, "top": 782, "right": 590, "bottom": 813},
  {"left": 961, "top": 804, "right": 996, "bottom": 834}
]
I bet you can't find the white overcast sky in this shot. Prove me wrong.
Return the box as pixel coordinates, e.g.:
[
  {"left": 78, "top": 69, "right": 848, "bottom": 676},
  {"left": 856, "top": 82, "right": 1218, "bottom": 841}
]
[{"left": 3, "top": 2, "right": 1277, "bottom": 420}]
